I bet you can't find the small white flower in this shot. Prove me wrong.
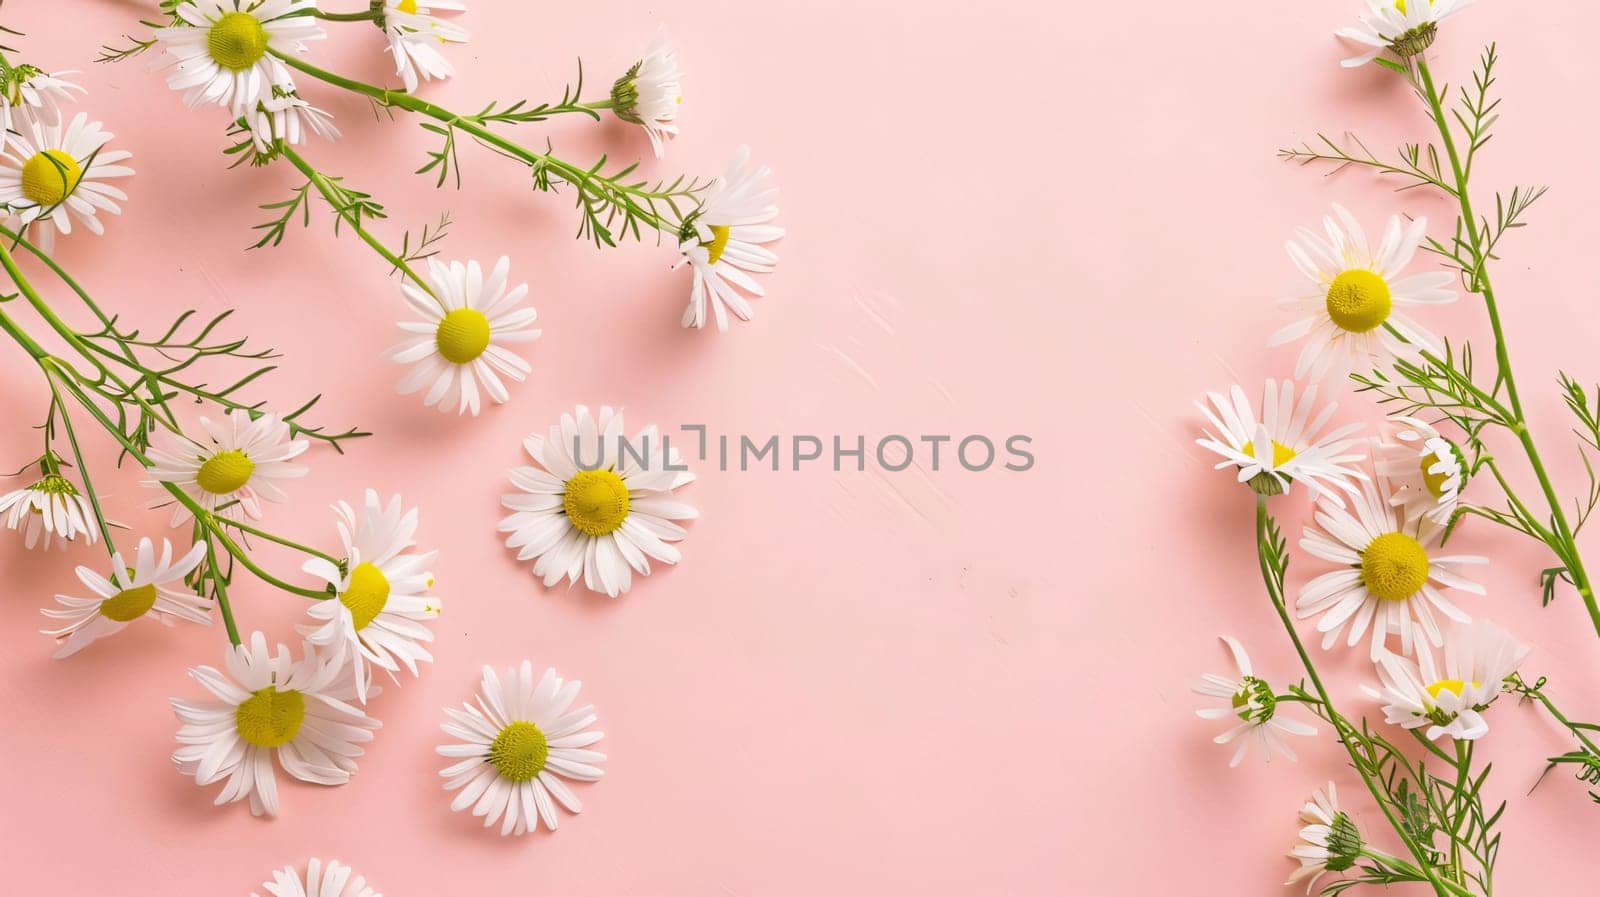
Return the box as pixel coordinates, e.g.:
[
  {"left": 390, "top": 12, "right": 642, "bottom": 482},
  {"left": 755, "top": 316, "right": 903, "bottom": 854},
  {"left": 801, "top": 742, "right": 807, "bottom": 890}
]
[
  {"left": 155, "top": 0, "right": 323, "bottom": 114},
  {"left": 1298, "top": 471, "right": 1486, "bottom": 659},
  {"left": 387, "top": 256, "right": 541, "bottom": 416},
  {"left": 0, "top": 111, "right": 132, "bottom": 250},
  {"left": 1285, "top": 782, "right": 1364, "bottom": 893},
  {"left": 0, "top": 66, "right": 84, "bottom": 134},
  {"left": 381, "top": 0, "right": 468, "bottom": 93},
  {"left": 675, "top": 145, "right": 783, "bottom": 331},
  {"left": 1269, "top": 204, "right": 1454, "bottom": 381},
  {"left": 1193, "top": 636, "right": 1316, "bottom": 767},
  {"left": 145, "top": 409, "right": 309, "bottom": 526},
  {"left": 1195, "top": 379, "right": 1367, "bottom": 503},
  {"left": 1337, "top": 0, "right": 1474, "bottom": 67},
  {"left": 499, "top": 405, "right": 697, "bottom": 598},
  {"left": 1375, "top": 415, "right": 1466, "bottom": 524},
  {"left": 1365, "top": 619, "right": 1530, "bottom": 741},
  {"left": 41, "top": 538, "right": 208, "bottom": 658},
  {"left": 299, "top": 490, "right": 440, "bottom": 704},
  {"left": 171, "top": 632, "right": 380, "bottom": 817},
  {"left": 438, "top": 662, "right": 605, "bottom": 836},
  {"left": 610, "top": 26, "right": 683, "bottom": 159},
  {"left": 0, "top": 472, "right": 98, "bottom": 550},
  {"left": 245, "top": 89, "right": 340, "bottom": 153},
  {"left": 253, "top": 859, "right": 380, "bottom": 897}
]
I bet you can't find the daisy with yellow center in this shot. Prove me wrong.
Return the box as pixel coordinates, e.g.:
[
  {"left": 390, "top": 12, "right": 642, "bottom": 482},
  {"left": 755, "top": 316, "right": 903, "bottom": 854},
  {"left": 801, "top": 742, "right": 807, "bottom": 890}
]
[
  {"left": 253, "top": 859, "right": 380, "bottom": 897},
  {"left": 499, "top": 405, "right": 698, "bottom": 598},
  {"left": 0, "top": 472, "right": 98, "bottom": 550},
  {"left": 1336, "top": 0, "right": 1473, "bottom": 68},
  {"left": 1268, "top": 205, "right": 1455, "bottom": 381},
  {"left": 438, "top": 662, "right": 605, "bottom": 836},
  {"left": 40, "top": 537, "right": 208, "bottom": 659},
  {"left": 610, "top": 26, "right": 684, "bottom": 159},
  {"left": 1193, "top": 636, "right": 1316, "bottom": 767},
  {"left": 388, "top": 256, "right": 541, "bottom": 416},
  {"left": 1195, "top": 379, "right": 1366, "bottom": 503},
  {"left": 171, "top": 633, "right": 380, "bottom": 817},
  {"left": 1298, "top": 470, "right": 1487, "bottom": 659},
  {"left": 299, "top": 490, "right": 441, "bottom": 704},
  {"left": 1376, "top": 415, "right": 1467, "bottom": 524},
  {"left": 1364, "top": 619, "right": 1529, "bottom": 741},
  {"left": 381, "top": 0, "right": 468, "bottom": 93},
  {"left": 675, "top": 145, "right": 784, "bottom": 330},
  {"left": 0, "top": 112, "right": 132, "bottom": 251},
  {"left": 145, "top": 409, "right": 309, "bottom": 526},
  {"left": 154, "top": 0, "right": 324, "bottom": 115}
]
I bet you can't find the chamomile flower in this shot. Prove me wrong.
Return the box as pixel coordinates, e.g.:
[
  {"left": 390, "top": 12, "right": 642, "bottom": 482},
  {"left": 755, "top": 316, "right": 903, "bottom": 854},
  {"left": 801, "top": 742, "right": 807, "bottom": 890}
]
[
  {"left": 299, "top": 490, "right": 440, "bottom": 704},
  {"left": 381, "top": 0, "right": 468, "bottom": 93},
  {"left": 1196, "top": 379, "right": 1367, "bottom": 502},
  {"left": 1337, "top": 0, "right": 1474, "bottom": 67},
  {"left": 145, "top": 409, "right": 309, "bottom": 526},
  {"left": 155, "top": 0, "right": 323, "bottom": 114},
  {"left": 1298, "top": 472, "right": 1486, "bottom": 659},
  {"left": 675, "top": 145, "right": 783, "bottom": 331},
  {"left": 1269, "top": 205, "right": 1454, "bottom": 381},
  {"left": 1193, "top": 636, "right": 1316, "bottom": 767},
  {"left": 1375, "top": 416, "right": 1466, "bottom": 524},
  {"left": 41, "top": 538, "right": 208, "bottom": 659},
  {"left": 438, "top": 662, "right": 605, "bottom": 836},
  {"left": 0, "top": 112, "right": 132, "bottom": 250},
  {"left": 1365, "top": 619, "right": 1530, "bottom": 741},
  {"left": 499, "top": 405, "right": 697, "bottom": 598},
  {"left": 0, "top": 65, "right": 83, "bottom": 134},
  {"left": 171, "top": 632, "right": 380, "bottom": 817},
  {"left": 610, "top": 27, "right": 683, "bottom": 159},
  {"left": 0, "top": 472, "right": 98, "bottom": 550},
  {"left": 245, "top": 89, "right": 340, "bottom": 153},
  {"left": 253, "top": 859, "right": 379, "bottom": 897},
  {"left": 1285, "top": 782, "right": 1364, "bottom": 894},
  {"left": 387, "top": 256, "right": 540, "bottom": 416}
]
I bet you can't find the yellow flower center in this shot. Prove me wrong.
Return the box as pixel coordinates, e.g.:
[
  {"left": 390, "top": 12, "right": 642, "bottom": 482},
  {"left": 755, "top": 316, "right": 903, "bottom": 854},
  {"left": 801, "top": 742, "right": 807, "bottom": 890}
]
[
  {"left": 1424, "top": 678, "right": 1478, "bottom": 701},
  {"left": 1360, "top": 532, "right": 1430, "bottom": 601},
  {"left": 489, "top": 720, "right": 549, "bottom": 782},
  {"left": 20, "top": 149, "right": 81, "bottom": 206},
  {"left": 1325, "top": 270, "right": 1393, "bottom": 333},
  {"left": 1421, "top": 455, "right": 1450, "bottom": 498},
  {"left": 195, "top": 449, "right": 255, "bottom": 495},
  {"left": 562, "top": 469, "right": 631, "bottom": 536},
  {"left": 100, "top": 572, "right": 157, "bottom": 623},
  {"left": 704, "top": 224, "right": 732, "bottom": 265},
  {"left": 435, "top": 308, "right": 491, "bottom": 364},
  {"left": 1240, "top": 439, "right": 1297, "bottom": 467},
  {"left": 397, "top": 0, "right": 419, "bottom": 12},
  {"left": 235, "top": 686, "right": 306, "bottom": 748},
  {"left": 207, "top": 11, "right": 269, "bottom": 71},
  {"left": 340, "top": 561, "right": 391, "bottom": 631}
]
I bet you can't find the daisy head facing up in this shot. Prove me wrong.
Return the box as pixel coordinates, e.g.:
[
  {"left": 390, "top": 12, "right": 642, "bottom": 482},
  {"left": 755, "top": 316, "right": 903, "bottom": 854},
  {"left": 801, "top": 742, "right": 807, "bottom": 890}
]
[
  {"left": 41, "top": 538, "right": 209, "bottom": 659},
  {"left": 0, "top": 111, "right": 132, "bottom": 250},
  {"left": 1365, "top": 618, "right": 1530, "bottom": 741},
  {"left": 154, "top": 0, "right": 324, "bottom": 115},
  {"left": 144, "top": 409, "right": 309, "bottom": 526},
  {"left": 1195, "top": 379, "right": 1367, "bottom": 503}
]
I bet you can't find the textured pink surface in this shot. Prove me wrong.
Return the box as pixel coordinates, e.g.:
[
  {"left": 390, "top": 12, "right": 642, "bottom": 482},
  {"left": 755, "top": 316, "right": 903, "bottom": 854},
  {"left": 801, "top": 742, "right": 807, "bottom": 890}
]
[{"left": 3, "top": 1, "right": 1600, "bottom": 894}]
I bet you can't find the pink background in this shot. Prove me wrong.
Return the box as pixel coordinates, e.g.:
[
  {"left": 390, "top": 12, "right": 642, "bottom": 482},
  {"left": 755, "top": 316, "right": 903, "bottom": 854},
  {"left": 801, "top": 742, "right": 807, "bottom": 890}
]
[{"left": 3, "top": 1, "right": 1600, "bottom": 894}]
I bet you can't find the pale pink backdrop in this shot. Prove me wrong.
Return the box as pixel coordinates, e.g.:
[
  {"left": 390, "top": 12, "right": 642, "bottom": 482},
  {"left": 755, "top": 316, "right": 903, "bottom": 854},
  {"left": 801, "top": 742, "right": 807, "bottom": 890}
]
[{"left": 1, "top": 1, "right": 1598, "bottom": 894}]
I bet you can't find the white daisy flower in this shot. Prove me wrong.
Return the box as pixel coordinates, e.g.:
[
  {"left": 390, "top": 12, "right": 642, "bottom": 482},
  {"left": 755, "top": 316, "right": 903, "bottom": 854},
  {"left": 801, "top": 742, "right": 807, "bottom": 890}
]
[
  {"left": 299, "top": 490, "right": 440, "bottom": 704},
  {"left": 1365, "top": 619, "right": 1530, "bottom": 741},
  {"left": 381, "top": 0, "right": 468, "bottom": 93},
  {"left": 1285, "top": 782, "right": 1364, "bottom": 893},
  {"left": 1337, "top": 0, "right": 1474, "bottom": 67},
  {"left": 171, "top": 632, "right": 380, "bottom": 817},
  {"left": 1269, "top": 205, "right": 1454, "bottom": 381},
  {"left": 1375, "top": 415, "right": 1466, "bottom": 524},
  {"left": 610, "top": 26, "right": 683, "bottom": 159},
  {"left": 387, "top": 256, "right": 541, "bottom": 416},
  {"left": 245, "top": 89, "right": 340, "bottom": 153},
  {"left": 0, "top": 472, "right": 98, "bottom": 550},
  {"left": 145, "top": 409, "right": 309, "bottom": 526},
  {"left": 0, "top": 65, "right": 84, "bottom": 134},
  {"left": 499, "top": 404, "right": 697, "bottom": 598},
  {"left": 41, "top": 537, "right": 208, "bottom": 659},
  {"left": 155, "top": 0, "right": 324, "bottom": 114},
  {"left": 438, "top": 662, "right": 605, "bottom": 836},
  {"left": 253, "top": 859, "right": 380, "bottom": 897},
  {"left": 1195, "top": 379, "right": 1367, "bottom": 503},
  {"left": 1298, "top": 472, "right": 1487, "bottom": 659},
  {"left": 1192, "top": 636, "right": 1316, "bottom": 767},
  {"left": 675, "top": 145, "right": 783, "bottom": 331},
  {"left": 0, "top": 111, "right": 132, "bottom": 250}
]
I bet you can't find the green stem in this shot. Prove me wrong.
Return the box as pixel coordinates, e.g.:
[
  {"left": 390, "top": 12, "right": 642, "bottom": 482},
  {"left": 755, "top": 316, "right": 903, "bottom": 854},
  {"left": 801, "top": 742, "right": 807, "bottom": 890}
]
[
  {"left": 213, "top": 513, "right": 339, "bottom": 565},
  {"left": 1512, "top": 673, "right": 1600, "bottom": 757},
  {"left": 42, "top": 370, "right": 119, "bottom": 557},
  {"left": 203, "top": 536, "right": 242, "bottom": 646}
]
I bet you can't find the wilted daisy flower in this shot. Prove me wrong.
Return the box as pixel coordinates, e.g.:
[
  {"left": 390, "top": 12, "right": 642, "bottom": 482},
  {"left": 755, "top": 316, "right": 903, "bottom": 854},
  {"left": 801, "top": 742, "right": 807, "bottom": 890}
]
[
  {"left": 155, "top": 0, "right": 323, "bottom": 114},
  {"left": 1298, "top": 472, "right": 1486, "bottom": 659},
  {"left": 388, "top": 256, "right": 540, "bottom": 416},
  {"left": 1196, "top": 379, "right": 1367, "bottom": 502},
  {"left": 1192, "top": 636, "right": 1316, "bottom": 767},
  {"left": 676, "top": 145, "right": 783, "bottom": 331},
  {"left": 41, "top": 538, "right": 208, "bottom": 658},
  {"left": 1285, "top": 782, "right": 1363, "bottom": 893},
  {"left": 171, "top": 632, "right": 380, "bottom": 817},
  {"left": 381, "top": 0, "right": 468, "bottom": 93},
  {"left": 1365, "top": 619, "right": 1530, "bottom": 741},
  {"left": 610, "top": 27, "right": 683, "bottom": 159},
  {"left": 1337, "top": 0, "right": 1474, "bottom": 67},
  {"left": 0, "top": 65, "right": 83, "bottom": 133},
  {"left": 438, "top": 662, "right": 605, "bottom": 836},
  {"left": 299, "top": 490, "right": 440, "bottom": 704},
  {"left": 0, "top": 112, "right": 132, "bottom": 249},
  {"left": 145, "top": 409, "right": 309, "bottom": 526},
  {"left": 499, "top": 405, "right": 697, "bottom": 598},
  {"left": 253, "top": 859, "right": 380, "bottom": 897},
  {"left": 245, "top": 90, "right": 340, "bottom": 153},
  {"left": 0, "top": 472, "right": 98, "bottom": 550},
  {"left": 1375, "top": 415, "right": 1466, "bottom": 524},
  {"left": 1269, "top": 205, "right": 1454, "bottom": 381}
]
